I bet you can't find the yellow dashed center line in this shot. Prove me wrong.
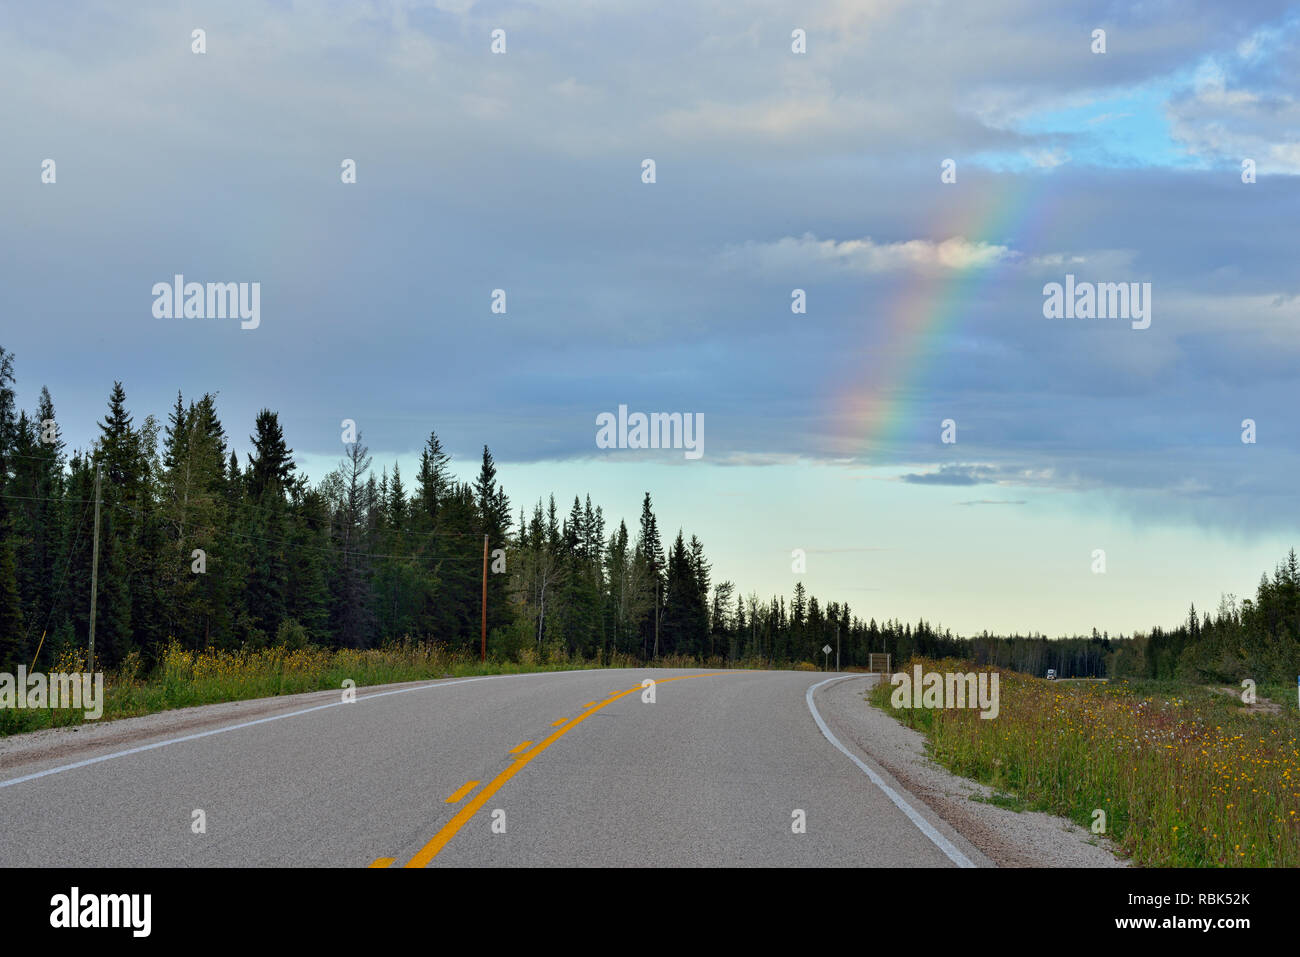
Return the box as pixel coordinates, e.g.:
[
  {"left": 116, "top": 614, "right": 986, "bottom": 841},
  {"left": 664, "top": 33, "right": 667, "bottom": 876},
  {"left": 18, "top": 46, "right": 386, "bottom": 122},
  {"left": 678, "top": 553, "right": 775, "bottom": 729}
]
[
  {"left": 400, "top": 672, "right": 728, "bottom": 867},
  {"left": 369, "top": 857, "right": 395, "bottom": 868},
  {"left": 445, "top": 780, "right": 480, "bottom": 803},
  {"left": 509, "top": 740, "right": 533, "bottom": 755},
  {"left": 551, "top": 718, "right": 568, "bottom": 727}
]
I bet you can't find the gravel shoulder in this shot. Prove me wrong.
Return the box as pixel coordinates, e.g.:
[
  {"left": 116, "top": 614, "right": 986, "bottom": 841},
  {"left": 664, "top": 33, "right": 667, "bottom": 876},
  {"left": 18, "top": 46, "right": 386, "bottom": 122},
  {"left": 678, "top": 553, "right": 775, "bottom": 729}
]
[
  {"left": 0, "top": 678, "right": 443, "bottom": 777},
  {"left": 818, "top": 675, "right": 1127, "bottom": 867}
]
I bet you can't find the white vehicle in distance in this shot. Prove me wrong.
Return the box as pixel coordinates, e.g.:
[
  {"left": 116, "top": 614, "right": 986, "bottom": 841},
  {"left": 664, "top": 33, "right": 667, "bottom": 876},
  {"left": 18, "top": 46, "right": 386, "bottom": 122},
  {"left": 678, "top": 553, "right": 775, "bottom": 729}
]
[{"left": 1046, "top": 669, "right": 1057, "bottom": 681}]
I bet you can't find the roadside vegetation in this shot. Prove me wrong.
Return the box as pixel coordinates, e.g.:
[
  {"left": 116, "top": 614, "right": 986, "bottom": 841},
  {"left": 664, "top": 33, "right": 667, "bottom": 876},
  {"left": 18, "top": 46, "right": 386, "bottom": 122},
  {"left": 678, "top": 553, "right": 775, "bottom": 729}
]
[{"left": 871, "top": 658, "right": 1300, "bottom": 867}]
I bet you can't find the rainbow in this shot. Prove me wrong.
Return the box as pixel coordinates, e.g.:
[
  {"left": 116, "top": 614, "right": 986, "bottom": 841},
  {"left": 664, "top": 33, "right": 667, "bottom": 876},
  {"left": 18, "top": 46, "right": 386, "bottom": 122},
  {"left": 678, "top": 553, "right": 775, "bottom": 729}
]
[{"left": 839, "top": 176, "right": 1047, "bottom": 458}]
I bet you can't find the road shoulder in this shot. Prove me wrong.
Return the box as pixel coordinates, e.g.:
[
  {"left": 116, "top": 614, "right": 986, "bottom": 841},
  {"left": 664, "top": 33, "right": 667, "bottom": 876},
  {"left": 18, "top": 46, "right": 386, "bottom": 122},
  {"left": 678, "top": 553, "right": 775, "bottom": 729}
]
[{"left": 0, "top": 677, "right": 451, "bottom": 779}]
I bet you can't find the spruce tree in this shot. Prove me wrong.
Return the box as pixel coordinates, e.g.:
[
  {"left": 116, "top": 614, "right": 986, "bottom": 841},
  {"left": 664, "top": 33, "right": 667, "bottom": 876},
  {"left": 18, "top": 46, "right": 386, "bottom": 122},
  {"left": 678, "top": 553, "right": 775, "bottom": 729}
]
[
  {"left": 247, "top": 409, "right": 294, "bottom": 501},
  {"left": 0, "top": 349, "right": 26, "bottom": 665},
  {"left": 474, "top": 445, "right": 512, "bottom": 640}
]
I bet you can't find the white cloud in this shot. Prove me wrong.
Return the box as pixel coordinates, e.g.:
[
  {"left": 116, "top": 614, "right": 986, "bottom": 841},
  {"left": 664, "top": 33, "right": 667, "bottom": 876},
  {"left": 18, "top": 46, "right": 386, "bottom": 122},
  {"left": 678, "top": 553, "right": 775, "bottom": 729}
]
[
  {"left": 1025, "top": 148, "right": 1070, "bottom": 168},
  {"left": 718, "top": 233, "right": 1106, "bottom": 276},
  {"left": 720, "top": 233, "right": 1013, "bottom": 275}
]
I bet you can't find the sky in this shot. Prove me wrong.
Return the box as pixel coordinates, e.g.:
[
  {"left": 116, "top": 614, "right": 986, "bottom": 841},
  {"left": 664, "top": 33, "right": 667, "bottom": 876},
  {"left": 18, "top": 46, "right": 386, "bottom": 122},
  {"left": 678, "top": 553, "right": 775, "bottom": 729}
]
[{"left": 2, "top": 0, "right": 1298, "bottom": 637}]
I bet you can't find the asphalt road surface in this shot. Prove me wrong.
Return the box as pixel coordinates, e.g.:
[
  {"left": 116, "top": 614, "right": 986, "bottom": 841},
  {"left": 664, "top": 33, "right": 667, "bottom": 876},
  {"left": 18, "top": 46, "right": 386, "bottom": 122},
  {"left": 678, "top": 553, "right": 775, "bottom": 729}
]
[{"left": 0, "top": 668, "right": 990, "bottom": 867}]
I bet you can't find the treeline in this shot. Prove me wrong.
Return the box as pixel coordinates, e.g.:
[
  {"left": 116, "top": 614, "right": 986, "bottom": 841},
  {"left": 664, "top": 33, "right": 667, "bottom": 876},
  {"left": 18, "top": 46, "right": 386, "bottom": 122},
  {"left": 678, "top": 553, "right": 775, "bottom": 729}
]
[
  {"left": 0, "top": 347, "right": 1296, "bottom": 683},
  {"left": 1133, "top": 552, "right": 1300, "bottom": 684},
  {"left": 911, "top": 556, "right": 1300, "bottom": 684},
  {"left": 0, "top": 347, "right": 521, "bottom": 668},
  {"left": 0, "top": 351, "right": 999, "bottom": 670},
  {"left": 0, "top": 348, "right": 863, "bottom": 669}
]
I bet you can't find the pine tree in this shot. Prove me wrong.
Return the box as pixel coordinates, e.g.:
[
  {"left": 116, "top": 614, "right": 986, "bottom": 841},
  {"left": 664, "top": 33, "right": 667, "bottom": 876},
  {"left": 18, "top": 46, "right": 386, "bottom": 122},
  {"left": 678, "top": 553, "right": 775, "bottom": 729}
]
[
  {"left": 90, "top": 381, "right": 150, "bottom": 665},
  {"left": 659, "top": 531, "right": 697, "bottom": 657},
  {"left": 159, "top": 393, "right": 230, "bottom": 650},
  {"left": 284, "top": 482, "right": 331, "bottom": 642},
  {"left": 130, "top": 412, "right": 168, "bottom": 658},
  {"left": 0, "top": 348, "right": 23, "bottom": 666},
  {"left": 247, "top": 409, "right": 295, "bottom": 501},
  {"left": 13, "top": 387, "right": 66, "bottom": 659},
  {"left": 414, "top": 429, "right": 451, "bottom": 524},
  {"left": 710, "top": 580, "right": 735, "bottom": 659},
  {"left": 474, "top": 445, "right": 512, "bottom": 639},
  {"left": 636, "top": 493, "right": 665, "bottom": 656},
  {"left": 688, "top": 534, "right": 711, "bottom": 654},
  {"left": 334, "top": 435, "right": 375, "bottom": 648}
]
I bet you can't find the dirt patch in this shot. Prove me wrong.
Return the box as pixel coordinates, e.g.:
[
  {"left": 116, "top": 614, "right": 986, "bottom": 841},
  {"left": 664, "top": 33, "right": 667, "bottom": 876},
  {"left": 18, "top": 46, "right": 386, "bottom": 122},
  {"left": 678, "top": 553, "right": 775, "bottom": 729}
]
[{"left": 1211, "top": 686, "right": 1282, "bottom": 715}]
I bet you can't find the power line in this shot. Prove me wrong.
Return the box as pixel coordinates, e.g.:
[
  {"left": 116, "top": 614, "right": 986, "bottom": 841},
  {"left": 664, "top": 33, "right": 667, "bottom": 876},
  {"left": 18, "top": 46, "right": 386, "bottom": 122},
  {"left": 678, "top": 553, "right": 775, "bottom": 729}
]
[
  {"left": 3, "top": 450, "right": 70, "bottom": 462},
  {"left": 0, "top": 491, "right": 101, "bottom": 505}
]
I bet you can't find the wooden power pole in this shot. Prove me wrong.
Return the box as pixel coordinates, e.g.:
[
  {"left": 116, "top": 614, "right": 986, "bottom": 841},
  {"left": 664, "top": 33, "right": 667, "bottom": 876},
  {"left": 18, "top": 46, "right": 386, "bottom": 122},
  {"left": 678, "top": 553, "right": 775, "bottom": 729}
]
[
  {"left": 652, "top": 560, "right": 659, "bottom": 659},
  {"left": 88, "top": 461, "right": 102, "bottom": 673},
  {"left": 481, "top": 534, "right": 488, "bottom": 662}
]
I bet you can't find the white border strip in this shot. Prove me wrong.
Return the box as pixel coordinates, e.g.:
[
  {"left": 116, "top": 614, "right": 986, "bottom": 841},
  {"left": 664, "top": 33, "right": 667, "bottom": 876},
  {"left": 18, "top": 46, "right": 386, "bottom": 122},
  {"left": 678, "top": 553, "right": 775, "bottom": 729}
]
[
  {"left": 805, "top": 675, "right": 977, "bottom": 868},
  {"left": 0, "top": 670, "right": 595, "bottom": 790}
]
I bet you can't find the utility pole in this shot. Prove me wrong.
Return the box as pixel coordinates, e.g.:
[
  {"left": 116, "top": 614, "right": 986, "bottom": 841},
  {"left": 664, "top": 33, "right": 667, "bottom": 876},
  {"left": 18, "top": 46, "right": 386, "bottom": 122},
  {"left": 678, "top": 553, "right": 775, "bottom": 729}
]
[
  {"left": 88, "top": 461, "right": 102, "bottom": 673},
  {"left": 652, "top": 562, "right": 659, "bottom": 659},
  {"left": 836, "top": 622, "right": 840, "bottom": 672},
  {"left": 481, "top": 535, "right": 488, "bottom": 662}
]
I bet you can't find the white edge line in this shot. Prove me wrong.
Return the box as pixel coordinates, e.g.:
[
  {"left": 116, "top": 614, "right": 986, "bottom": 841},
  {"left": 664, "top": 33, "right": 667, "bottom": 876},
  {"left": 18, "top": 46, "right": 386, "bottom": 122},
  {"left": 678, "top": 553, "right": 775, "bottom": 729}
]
[
  {"left": 0, "top": 669, "right": 601, "bottom": 790},
  {"left": 806, "top": 674, "right": 978, "bottom": 869}
]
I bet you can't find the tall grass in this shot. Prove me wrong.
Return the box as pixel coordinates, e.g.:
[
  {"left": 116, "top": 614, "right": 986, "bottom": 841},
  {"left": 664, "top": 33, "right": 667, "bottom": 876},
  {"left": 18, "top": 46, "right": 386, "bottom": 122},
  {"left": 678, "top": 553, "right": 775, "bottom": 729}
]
[{"left": 871, "top": 657, "right": 1300, "bottom": 867}]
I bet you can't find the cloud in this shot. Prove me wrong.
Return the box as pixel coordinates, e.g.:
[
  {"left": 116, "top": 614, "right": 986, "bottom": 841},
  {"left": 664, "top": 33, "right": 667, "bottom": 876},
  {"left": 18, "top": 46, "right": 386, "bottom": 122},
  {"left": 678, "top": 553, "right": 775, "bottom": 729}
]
[
  {"left": 1165, "top": 21, "right": 1300, "bottom": 174},
  {"left": 1025, "top": 149, "right": 1070, "bottom": 168},
  {"left": 719, "top": 233, "right": 1018, "bottom": 276},
  {"left": 717, "top": 232, "right": 1120, "bottom": 280},
  {"left": 900, "top": 465, "right": 1000, "bottom": 486},
  {"left": 1, "top": 0, "right": 1297, "bottom": 544}
]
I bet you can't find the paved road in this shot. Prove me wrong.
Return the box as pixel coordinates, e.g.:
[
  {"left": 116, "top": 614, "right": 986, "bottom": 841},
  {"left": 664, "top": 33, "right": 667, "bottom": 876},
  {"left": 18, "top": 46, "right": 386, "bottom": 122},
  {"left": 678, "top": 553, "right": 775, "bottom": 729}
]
[{"left": 0, "top": 669, "right": 988, "bottom": 867}]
